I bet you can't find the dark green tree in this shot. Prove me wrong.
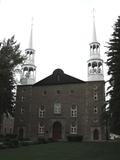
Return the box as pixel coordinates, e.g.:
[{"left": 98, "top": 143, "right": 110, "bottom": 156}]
[
  {"left": 106, "top": 16, "right": 120, "bottom": 134},
  {"left": 0, "top": 36, "right": 25, "bottom": 120}
]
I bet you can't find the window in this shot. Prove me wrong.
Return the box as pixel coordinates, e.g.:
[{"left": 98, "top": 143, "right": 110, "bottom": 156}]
[
  {"left": 71, "top": 105, "right": 77, "bottom": 117},
  {"left": 93, "top": 85, "right": 98, "bottom": 91},
  {"left": 94, "top": 93, "right": 98, "bottom": 101},
  {"left": 57, "top": 90, "right": 60, "bottom": 94},
  {"left": 93, "top": 119, "right": 98, "bottom": 123},
  {"left": 39, "top": 105, "right": 45, "bottom": 118},
  {"left": 20, "top": 107, "right": 24, "bottom": 114},
  {"left": 21, "top": 96, "right": 24, "bottom": 102},
  {"left": 70, "top": 122, "right": 77, "bottom": 134},
  {"left": 43, "top": 90, "right": 47, "bottom": 95},
  {"left": 10, "top": 128, "right": 12, "bottom": 134},
  {"left": 54, "top": 103, "right": 61, "bottom": 114},
  {"left": 29, "top": 104, "right": 31, "bottom": 112},
  {"left": 57, "top": 74, "right": 60, "bottom": 81},
  {"left": 94, "top": 106, "right": 98, "bottom": 113},
  {"left": 38, "top": 122, "right": 44, "bottom": 134},
  {"left": 93, "top": 85, "right": 98, "bottom": 101},
  {"left": 22, "top": 89, "right": 25, "bottom": 93},
  {"left": 70, "top": 90, "right": 74, "bottom": 94},
  {"left": 4, "top": 128, "right": 6, "bottom": 134}
]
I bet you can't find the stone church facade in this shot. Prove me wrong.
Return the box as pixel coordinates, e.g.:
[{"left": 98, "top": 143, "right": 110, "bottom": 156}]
[{"left": 14, "top": 16, "right": 106, "bottom": 141}]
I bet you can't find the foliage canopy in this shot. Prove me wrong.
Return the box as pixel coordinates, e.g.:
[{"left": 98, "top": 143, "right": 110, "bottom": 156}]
[
  {"left": 106, "top": 16, "right": 120, "bottom": 134},
  {"left": 0, "top": 36, "right": 25, "bottom": 118}
]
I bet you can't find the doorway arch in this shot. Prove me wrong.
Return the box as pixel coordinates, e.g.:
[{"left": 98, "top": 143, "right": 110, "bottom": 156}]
[
  {"left": 18, "top": 128, "right": 24, "bottom": 140},
  {"left": 52, "top": 121, "right": 62, "bottom": 140},
  {"left": 93, "top": 129, "right": 99, "bottom": 140}
]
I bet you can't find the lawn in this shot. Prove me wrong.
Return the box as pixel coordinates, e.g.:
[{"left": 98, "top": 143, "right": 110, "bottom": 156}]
[{"left": 0, "top": 142, "right": 120, "bottom": 160}]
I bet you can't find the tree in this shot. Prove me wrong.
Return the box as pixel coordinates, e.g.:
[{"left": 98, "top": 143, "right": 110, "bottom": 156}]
[
  {"left": 0, "top": 36, "right": 25, "bottom": 120},
  {"left": 106, "top": 16, "right": 120, "bottom": 134}
]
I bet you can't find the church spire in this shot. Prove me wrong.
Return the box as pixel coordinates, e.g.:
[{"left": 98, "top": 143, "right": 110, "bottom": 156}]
[
  {"left": 87, "top": 10, "right": 104, "bottom": 81},
  {"left": 92, "top": 9, "right": 97, "bottom": 42},
  {"left": 28, "top": 18, "right": 33, "bottom": 49},
  {"left": 20, "top": 18, "right": 36, "bottom": 85}
]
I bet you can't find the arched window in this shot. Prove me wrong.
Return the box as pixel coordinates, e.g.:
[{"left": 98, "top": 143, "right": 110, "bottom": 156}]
[
  {"left": 70, "top": 122, "right": 77, "bottom": 134},
  {"left": 38, "top": 122, "right": 44, "bottom": 134},
  {"left": 39, "top": 105, "right": 45, "bottom": 118}
]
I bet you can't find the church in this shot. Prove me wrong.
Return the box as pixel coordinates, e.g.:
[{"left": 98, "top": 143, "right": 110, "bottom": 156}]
[{"left": 14, "top": 16, "right": 106, "bottom": 141}]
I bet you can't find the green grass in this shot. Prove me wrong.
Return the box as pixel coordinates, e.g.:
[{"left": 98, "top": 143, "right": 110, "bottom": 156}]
[{"left": 0, "top": 142, "right": 120, "bottom": 160}]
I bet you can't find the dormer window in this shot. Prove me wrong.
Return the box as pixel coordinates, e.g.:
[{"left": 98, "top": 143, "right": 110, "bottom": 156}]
[
  {"left": 43, "top": 90, "right": 47, "bottom": 95},
  {"left": 57, "top": 74, "right": 60, "bottom": 81},
  {"left": 57, "top": 90, "right": 60, "bottom": 94},
  {"left": 70, "top": 90, "right": 74, "bottom": 94}
]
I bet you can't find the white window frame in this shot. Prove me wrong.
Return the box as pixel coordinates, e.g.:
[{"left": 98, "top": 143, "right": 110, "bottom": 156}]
[
  {"left": 70, "top": 124, "right": 77, "bottom": 134},
  {"left": 39, "top": 106, "right": 45, "bottom": 118},
  {"left": 21, "top": 96, "right": 24, "bottom": 102},
  {"left": 54, "top": 103, "right": 61, "bottom": 114},
  {"left": 20, "top": 107, "right": 24, "bottom": 114},
  {"left": 71, "top": 105, "right": 77, "bottom": 117},
  {"left": 38, "top": 123, "right": 44, "bottom": 134}
]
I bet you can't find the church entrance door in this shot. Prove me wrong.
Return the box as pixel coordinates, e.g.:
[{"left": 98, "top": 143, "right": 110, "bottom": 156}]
[
  {"left": 18, "top": 128, "right": 24, "bottom": 140},
  {"left": 93, "top": 129, "right": 99, "bottom": 140},
  {"left": 52, "top": 122, "right": 62, "bottom": 140}
]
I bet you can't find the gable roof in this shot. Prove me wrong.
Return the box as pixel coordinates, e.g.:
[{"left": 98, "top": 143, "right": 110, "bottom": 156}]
[{"left": 34, "top": 69, "right": 85, "bottom": 86}]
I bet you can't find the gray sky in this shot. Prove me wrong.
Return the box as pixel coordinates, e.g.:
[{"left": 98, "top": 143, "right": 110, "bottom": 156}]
[{"left": 0, "top": 0, "right": 120, "bottom": 82}]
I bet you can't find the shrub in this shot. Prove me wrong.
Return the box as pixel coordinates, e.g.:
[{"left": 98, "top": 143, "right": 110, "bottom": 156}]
[
  {"left": 67, "top": 135, "right": 83, "bottom": 142},
  {"left": 38, "top": 138, "right": 47, "bottom": 144},
  {"left": 4, "top": 139, "right": 19, "bottom": 148},
  {"left": 20, "top": 141, "right": 30, "bottom": 146},
  {"left": 0, "top": 142, "right": 7, "bottom": 149},
  {"left": 20, "top": 138, "right": 33, "bottom": 146},
  {"left": 0, "top": 135, "right": 4, "bottom": 142},
  {"left": 5, "top": 134, "right": 17, "bottom": 139},
  {"left": 48, "top": 138, "right": 55, "bottom": 143}
]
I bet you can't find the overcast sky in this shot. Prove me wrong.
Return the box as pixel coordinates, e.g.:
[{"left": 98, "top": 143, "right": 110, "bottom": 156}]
[{"left": 0, "top": 0, "right": 120, "bottom": 82}]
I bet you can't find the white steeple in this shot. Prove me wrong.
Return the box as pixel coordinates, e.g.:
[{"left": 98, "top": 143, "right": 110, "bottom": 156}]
[
  {"left": 87, "top": 10, "right": 104, "bottom": 81},
  {"left": 28, "top": 19, "right": 33, "bottom": 49},
  {"left": 92, "top": 9, "right": 97, "bottom": 43},
  {"left": 20, "top": 19, "right": 36, "bottom": 85}
]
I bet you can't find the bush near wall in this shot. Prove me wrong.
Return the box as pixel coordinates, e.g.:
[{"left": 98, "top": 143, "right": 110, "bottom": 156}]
[
  {"left": 67, "top": 135, "right": 83, "bottom": 142},
  {"left": 37, "top": 137, "right": 47, "bottom": 144},
  {"left": 0, "top": 134, "right": 19, "bottom": 149}
]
